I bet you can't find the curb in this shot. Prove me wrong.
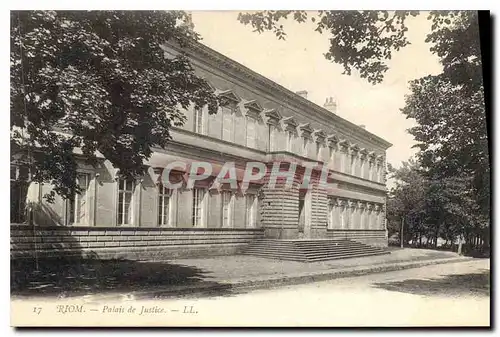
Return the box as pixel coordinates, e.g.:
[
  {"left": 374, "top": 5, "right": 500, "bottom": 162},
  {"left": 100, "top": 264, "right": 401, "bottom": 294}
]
[{"left": 81, "top": 256, "right": 472, "bottom": 302}]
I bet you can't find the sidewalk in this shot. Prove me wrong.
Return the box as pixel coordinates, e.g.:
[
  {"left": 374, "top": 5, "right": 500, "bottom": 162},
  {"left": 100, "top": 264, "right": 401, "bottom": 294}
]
[
  {"left": 11, "top": 248, "right": 472, "bottom": 302},
  {"left": 82, "top": 248, "right": 472, "bottom": 302}
]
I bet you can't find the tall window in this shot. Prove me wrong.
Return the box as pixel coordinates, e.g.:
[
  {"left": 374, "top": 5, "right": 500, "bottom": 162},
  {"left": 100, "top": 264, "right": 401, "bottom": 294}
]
[
  {"left": 375, "top": 208, "right": 381, "bottom": 229},
  {"left": 376, "top": 163, "right": 381, "bottom": 182},
  {"left": 343, "top": 149, "right": 350, "bottom": 173},
  {"left": 222, "top": 191, "right": 233, "bottom": 228},
  {"left": 246, "top": 116, "right": 256, "bottom": 148},
  {"left": 194, "top": 108, "right": 204, "bottom": 134},
  {"left": 328, "top": 147, "right": 334, "bottom": 169},
  {"left": 157, "top": 185, "right": 171, "bottom": 226},
  {"left": 117, "top": 178, "right": 135, "bottom": 225},
  {"left": 269, "top": 125, "right": 275, "bottom": 151},
  {"left": 286, "top": 131, "right": 293, "bottom": 152},
  {"left": 340, "top": 204, "right": 346, "bottom": 229},
  {"left": 359, "top": 206, "right": 365, "bottom": 229},
  {"left": 222, "top": 107, "right": 234, "bottom": 142},
  {"left": 10, "top": 165, "right": 28, "bottom": 223},
  {"left": 246, "top": 194, "right": 257, "bottom": 228},
  {"left": 66, "top": 173, "right": 91, "bottom": 225},
  {"left": 367, "top": 207, "right": 373, "bottom": 230},
  {"left": 327, "top": 200, "right": 334, "bottom": 229},
  {"left": 192, "top": 188, "right": 205, "bottom": 227},
  {"left": 350, "top": 154, "right": 356, "bottom": 175}
]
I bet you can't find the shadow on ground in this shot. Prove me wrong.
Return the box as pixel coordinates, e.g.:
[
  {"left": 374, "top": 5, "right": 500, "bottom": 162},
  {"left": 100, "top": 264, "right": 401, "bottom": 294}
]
[
  {"left": 11, "top": 256, "right": 236, "bottom": 299},
  {"left": 372, "top": 269, "right": 490, "bottom": 297}
]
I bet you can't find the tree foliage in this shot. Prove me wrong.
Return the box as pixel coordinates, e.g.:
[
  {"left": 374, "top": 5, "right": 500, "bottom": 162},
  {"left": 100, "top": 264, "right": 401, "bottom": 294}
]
[
  {"left": 238, "top": 11, "right": 482, "bottom": 86},
  {"left": 11, "top": 10, "right": 219, "bottom": 201}
]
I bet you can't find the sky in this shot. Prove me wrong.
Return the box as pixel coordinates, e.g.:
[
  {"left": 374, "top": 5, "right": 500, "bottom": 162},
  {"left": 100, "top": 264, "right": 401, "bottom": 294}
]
[{"left": 189, "top": 11, "right": 444, "bottom": 169}]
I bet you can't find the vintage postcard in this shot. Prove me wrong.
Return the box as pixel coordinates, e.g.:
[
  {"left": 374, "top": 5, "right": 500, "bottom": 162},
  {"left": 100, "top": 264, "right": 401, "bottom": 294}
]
[{"left": 9, "top": 9, "right": 490, "bottom": 327}]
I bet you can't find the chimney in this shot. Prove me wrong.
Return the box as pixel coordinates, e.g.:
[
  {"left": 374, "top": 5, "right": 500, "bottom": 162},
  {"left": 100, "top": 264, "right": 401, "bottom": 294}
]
[
  {"left": 358, "top": 124, "right": 366, "bottom": 129},
  {"left": 296, "top": 90, "right": 308, "bottom": 99},
  {"left": 323, "top": 96, "right": 337, "bottom": 113}
]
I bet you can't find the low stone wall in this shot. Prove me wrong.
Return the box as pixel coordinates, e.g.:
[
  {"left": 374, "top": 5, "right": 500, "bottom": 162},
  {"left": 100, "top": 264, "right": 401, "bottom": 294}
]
[
  {"left": 327, "top": 229, "right": 388, "bottom": 247},
  {"left": 10, "top": 225, "right": 265, "bottom": 260}
]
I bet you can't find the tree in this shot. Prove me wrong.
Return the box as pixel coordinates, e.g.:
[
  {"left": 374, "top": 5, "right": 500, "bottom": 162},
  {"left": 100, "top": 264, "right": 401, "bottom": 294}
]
[
  {"left": 386, "top": 159, "right": 428, "bottom": 245},
  {"left": 238, "top": 11, "right": 481, "bottom": 85},
  {"left": 402, "top": 75, "right": 489, "bottom": 218},
  {"left": 11, "top": 10, "right": 219, "bottom": 201}
]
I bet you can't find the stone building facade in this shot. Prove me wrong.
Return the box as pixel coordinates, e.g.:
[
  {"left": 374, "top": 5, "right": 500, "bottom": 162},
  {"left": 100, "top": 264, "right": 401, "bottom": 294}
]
[{"left": 10, "top": 40, "right": 391, "bottom": 260}]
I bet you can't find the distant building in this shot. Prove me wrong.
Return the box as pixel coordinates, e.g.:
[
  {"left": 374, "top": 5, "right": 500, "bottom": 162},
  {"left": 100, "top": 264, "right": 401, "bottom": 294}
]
[{"left": 11, "top": 40, "right": 392, "bottom": 260}]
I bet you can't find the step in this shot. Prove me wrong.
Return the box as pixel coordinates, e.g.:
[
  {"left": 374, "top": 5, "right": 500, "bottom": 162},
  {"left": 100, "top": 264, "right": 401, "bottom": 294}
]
[
  {"left": 306, "top": 251, "right": 390, "bottom": 262},
  {"left": 243, "top": 247, "right": 383, "bottom": 255},
  {"left": 302, "top": 250, "right": 386, "bottom": 259},
  {"left": 243, "top": 250, "right": 389, "bottom": 263},
  {"left": 295, "top": 242, "right": 371, "bottom": 248},
  {"left": 240, "top": 253, "right": 308, "bottom": 262},
  {"left": 241, "top": 238, "right": 390, "bottom": 263},
  {"left": 242, "top": 250, "right": 306, "bottom": 258},
  {"left": 294, "top": 245, "right": 382, "bottom": 252},
  {"left": 244, "top": 245, "right": 386, "bottom": 253},
  {"left": 243, "top": 248, "right": 386, "bottom": 258}
]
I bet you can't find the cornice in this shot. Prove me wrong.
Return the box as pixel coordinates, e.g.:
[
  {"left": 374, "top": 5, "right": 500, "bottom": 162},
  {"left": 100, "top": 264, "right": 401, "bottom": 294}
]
[{"left": 165, "top": 39, "right": 392, "bottom": 150}]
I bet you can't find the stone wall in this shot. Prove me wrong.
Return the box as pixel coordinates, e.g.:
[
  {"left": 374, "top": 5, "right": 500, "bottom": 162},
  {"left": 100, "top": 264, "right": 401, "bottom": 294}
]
[
  {"left": 259, "top": 163, "right": 302, "bottom": 239},
  {"left": 327, "top": 229, "right": 388, "bottom": 247},
  {"left": 10, "top": 225, "right": 264, "bottom": 260}
]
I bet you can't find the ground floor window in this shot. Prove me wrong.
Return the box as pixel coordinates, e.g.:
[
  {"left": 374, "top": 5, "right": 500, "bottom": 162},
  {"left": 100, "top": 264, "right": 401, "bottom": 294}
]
[
  {"left": 192, "top": 188, "right": 205, "bottom": 227},
  {"left": 340, "top": 205, "right": 347, "bottom": 229},
  {"left": 157, "top": 185, "right": 171, "bottom": 226},
  {"left": 10, "top": 165, "right": 28, "bottom": 223},
  {"left": 246, "top": 194, "right": 257, "bottom": 228},
  {"left": 117, "top": 178, "right": 135, "bottom": 225},
  {"left": 66, "top": 172, "right": 91, "bottom": 225},
  {"left": 222, "top": 191, "right": 233, "bottom": 228},
  {"left": 327, "top": 199, "right": 335, "bottom": 229}
]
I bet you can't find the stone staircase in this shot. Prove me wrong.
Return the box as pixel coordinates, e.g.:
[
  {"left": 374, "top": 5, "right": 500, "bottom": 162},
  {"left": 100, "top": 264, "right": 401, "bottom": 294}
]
[{"left": 240, "top": 239, "right": 390, "bottom": 262}]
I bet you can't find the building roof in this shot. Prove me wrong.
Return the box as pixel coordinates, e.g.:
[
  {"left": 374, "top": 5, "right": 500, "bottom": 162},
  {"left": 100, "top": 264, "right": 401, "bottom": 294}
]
[{"left": 163, "top": 39, "right": 393, "bottom": 150}]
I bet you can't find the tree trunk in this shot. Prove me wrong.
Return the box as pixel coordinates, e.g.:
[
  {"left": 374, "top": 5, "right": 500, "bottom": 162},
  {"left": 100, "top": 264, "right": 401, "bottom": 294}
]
[{"left": 458, "top": 235, "right": 465, "bottom": 255}]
